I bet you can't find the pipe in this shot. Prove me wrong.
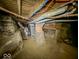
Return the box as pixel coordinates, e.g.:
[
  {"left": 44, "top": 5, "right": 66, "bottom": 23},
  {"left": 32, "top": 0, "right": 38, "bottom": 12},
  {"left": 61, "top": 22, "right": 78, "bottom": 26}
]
[
  {"left": 47, "top": 14, "right": 78, "bottom": 19},
  {"left": 30, "top": 0, "right": 49, "bottom": 17},
  {"left": 36, "top": 13, "right": 77, "bottom": 23},
  {"left": 57, "top": 0, "right": 76, "bottom": 9},
  {"left": 38, "top": 7, "right": 76, "bottom": 20},
  {"left": 34, "top": 7, "right": 77, "bottom": 23},
  {"left": 46, "top": 7, "right": 77, "bottom": 19},
  {"left": 30, "top": 0, "right": 76, "bottom": 18},
  {"left": 18, "top": 22, "right": 25, "bottom": 29},
  {"left": 30, "top": 2, "right": 77, "bottom": 23},
  {"left": 30, "top": 6, "right": 68, "bottom": 23},
  {"left": 36, "top": 19, "right": 77, "bottom": 23},
  {"left": 45, "top": 20, "right": 77, "bottom": 23},
  {"left": 31, "top": 0, "right": 55, "bottom": 17}
]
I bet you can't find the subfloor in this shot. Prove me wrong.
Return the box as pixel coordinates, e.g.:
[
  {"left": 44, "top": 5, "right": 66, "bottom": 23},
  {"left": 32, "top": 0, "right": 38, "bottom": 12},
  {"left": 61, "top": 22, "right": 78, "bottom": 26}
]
[{"left": 14, "top": 30, "right": 78, "bottom": 59}]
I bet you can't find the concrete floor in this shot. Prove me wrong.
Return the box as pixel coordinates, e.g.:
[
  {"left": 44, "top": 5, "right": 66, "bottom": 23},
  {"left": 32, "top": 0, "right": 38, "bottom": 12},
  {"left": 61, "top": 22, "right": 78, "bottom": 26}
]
[{"left": 14, "top": 29, "right": 77, "bottom": 59}]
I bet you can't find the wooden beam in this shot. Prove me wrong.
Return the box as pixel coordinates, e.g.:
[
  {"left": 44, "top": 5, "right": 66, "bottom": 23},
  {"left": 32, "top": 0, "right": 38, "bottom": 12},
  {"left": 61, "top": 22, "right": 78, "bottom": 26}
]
[
  {"left": 17, "top": 0, "right": 22, "bottom": 15},
  {"left": 0, "top": 6, "right": 29, "bottom": 21},
  {"left": 31, "top": 0, "right": 55, "bottom": 18},
  {"left": 55, "top": 0, "right": 77, "bottom": 3}
]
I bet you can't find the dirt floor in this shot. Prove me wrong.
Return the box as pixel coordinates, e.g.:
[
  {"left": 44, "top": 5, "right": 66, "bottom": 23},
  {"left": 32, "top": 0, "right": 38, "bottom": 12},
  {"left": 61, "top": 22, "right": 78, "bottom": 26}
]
[{"left": 14, "top": 29, "right": 77, "bottom": 59}]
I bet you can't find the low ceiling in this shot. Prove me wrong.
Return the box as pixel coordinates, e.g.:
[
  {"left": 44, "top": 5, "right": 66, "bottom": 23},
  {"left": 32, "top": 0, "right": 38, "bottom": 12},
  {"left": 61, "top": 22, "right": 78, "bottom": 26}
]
[
  {"left": 0, "top": 0, "right": 77, "bottom": 19},
  {"left": 0, "top": 0, "right": 42, "bottom": 18}
]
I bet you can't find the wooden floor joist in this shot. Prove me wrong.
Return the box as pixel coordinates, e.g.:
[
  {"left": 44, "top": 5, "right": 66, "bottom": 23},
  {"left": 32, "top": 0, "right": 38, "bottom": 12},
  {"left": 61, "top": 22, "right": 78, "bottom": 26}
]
[{"left": 0, "top": 6, "right": 29, "bottom": 21}]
